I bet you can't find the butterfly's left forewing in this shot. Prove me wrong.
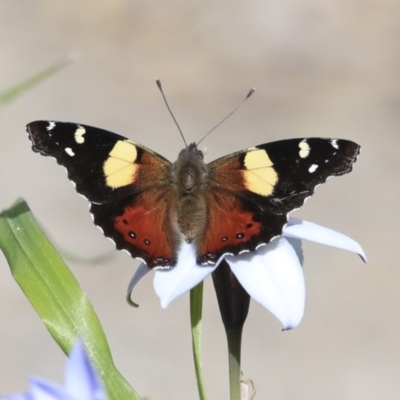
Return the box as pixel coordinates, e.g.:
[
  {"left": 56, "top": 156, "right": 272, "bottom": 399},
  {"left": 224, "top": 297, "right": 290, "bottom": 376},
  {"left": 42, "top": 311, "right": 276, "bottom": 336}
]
[
  {"left": 199, "top": 138, "right": 360, "bottom": 264},
  {"left": 27, "top": 121, "right": 171, "bottom": 203}
]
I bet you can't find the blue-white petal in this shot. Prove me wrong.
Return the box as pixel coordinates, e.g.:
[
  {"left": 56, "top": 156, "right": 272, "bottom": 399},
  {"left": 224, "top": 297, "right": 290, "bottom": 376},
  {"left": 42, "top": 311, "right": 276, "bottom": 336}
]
[
  {"left": 153, "top": 241, "right": 217, "bottom": 308},
  {"left": 226, "top": 238, "right": 305, "bottom": 329},
  {"left": 284, "top": 218, "right": 367, "bottom": 262},
  {"left": 29, "top": 378, "right": 71, "bottom": 400},
  {"left": 65, "top": 340, "right": 105, "bottom": 400}
]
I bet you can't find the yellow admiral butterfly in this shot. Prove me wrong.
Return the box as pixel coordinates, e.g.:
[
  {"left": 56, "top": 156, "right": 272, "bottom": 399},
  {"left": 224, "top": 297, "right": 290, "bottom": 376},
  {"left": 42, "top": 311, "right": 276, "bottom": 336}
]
[{"left": 27, "top": 121, "right": 360, "bottom": 269}]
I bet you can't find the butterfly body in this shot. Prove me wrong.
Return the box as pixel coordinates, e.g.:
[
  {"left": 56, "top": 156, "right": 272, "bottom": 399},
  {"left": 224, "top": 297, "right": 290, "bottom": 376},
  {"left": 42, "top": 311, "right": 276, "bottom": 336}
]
[
  {"left": 27, "top": 121, "right": 360, "bottom": 269},
  {"left": 170, "top": 143, "right": 208, "bottom": 243}
]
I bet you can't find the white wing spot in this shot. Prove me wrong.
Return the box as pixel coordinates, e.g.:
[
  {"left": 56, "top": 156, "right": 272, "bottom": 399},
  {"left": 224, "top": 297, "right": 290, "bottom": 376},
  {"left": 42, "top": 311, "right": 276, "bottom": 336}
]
[
  {"left": 75, "top": 126, "right": 86, "bottom": 144},
  {"left": 299, "top": 139, "right": 310, "bottom": 158},
  {"left": 309, "top": 164, "right": 318, "bottom": 173},
  {"left": 65, "top": 147, "right": 75, "bottom": 157},
  {"left": 330, "top": 139, "right": 339, "bottom": 149},
  {"left": 47, "top": 121, "right": 56, "bottom": 131}
]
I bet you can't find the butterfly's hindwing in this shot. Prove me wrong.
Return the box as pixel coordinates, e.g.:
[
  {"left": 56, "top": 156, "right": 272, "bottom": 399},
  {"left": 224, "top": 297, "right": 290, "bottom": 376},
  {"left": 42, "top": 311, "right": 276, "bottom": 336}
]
[
  {"left": 199, "top": 190, "right": 287, "bottom": 264},
  {"left": 91, "top": 189, "right": 178, "bottom": 267}
]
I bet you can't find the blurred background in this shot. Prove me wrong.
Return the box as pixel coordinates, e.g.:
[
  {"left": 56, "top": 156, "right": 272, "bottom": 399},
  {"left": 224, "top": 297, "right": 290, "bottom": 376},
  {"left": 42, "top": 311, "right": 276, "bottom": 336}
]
[{"left": 0, "top": 1, "right": 398, "bottom": 399}]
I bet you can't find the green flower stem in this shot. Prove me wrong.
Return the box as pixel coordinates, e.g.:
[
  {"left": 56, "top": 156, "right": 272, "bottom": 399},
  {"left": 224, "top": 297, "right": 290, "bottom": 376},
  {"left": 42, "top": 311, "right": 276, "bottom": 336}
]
[{"left": 190, "top": 282, "right": 207, "bottom": 400}]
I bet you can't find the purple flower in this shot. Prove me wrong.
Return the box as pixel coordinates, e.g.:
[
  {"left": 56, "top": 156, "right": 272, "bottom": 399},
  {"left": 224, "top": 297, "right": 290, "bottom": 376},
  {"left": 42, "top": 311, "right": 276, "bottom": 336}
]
[
  {"left": 2, "top": 340, "right": 106, "bottom": 400},
  {"left": 128, "top": 217, "right": 367, "bottom": 330}
]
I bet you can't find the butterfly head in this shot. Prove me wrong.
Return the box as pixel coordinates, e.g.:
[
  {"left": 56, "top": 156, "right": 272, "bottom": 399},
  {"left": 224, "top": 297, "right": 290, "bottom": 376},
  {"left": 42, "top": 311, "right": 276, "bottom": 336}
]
[
  {"left": 178, "top": 142, "right": 204, "bottom": 160},
  {"left": 170, "top": 143, "right": 208, "bottom": 195}
]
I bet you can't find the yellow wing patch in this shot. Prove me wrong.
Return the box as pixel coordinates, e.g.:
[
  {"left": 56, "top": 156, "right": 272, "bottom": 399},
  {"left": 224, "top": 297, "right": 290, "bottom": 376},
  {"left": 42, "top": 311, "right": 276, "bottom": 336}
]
[
  {"left": 243, "top": 149, "right": 278, "bottom": 196},
  {"left": 103, "top": 140, "right": 138, "bottom": 188}
]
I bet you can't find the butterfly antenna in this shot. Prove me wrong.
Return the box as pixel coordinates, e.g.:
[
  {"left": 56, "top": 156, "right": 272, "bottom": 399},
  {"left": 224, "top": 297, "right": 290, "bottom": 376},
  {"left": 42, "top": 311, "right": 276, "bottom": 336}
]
[
  {"left": 156, "top": 79, "right": 188, "bottom": 148},
  {"left": 196, "top": 87, "right": 255, "bottom": 146}
]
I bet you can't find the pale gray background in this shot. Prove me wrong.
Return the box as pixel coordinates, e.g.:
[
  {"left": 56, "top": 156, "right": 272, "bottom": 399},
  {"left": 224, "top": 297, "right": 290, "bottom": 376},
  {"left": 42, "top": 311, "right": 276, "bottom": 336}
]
[{"left": 0, "top": 1, "right": 398, "bottom": 399}]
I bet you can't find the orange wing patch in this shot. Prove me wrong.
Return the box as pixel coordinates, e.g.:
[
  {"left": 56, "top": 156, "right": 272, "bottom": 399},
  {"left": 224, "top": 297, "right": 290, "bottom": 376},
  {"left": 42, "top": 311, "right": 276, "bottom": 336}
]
[
  {"left": 91, "top": 188, "right": 178, "bottom": 268},
  {"left": 113, "top": 190, "right": 177, "bottom": 267},
  {"left": 199, "top": 192, "right": 262, "bottom": 264}
]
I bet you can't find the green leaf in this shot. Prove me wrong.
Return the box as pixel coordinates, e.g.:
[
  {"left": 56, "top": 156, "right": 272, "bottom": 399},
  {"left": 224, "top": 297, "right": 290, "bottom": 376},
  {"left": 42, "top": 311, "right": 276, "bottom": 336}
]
[
  {"left": 0, "top": 56, "right": 73, "bottom": 109},
  {"left": 0, "top": 199, "right": 141, "bottom": 400},
  {"left": 190, "top": 282, "right": 207, "bottom": 400}
]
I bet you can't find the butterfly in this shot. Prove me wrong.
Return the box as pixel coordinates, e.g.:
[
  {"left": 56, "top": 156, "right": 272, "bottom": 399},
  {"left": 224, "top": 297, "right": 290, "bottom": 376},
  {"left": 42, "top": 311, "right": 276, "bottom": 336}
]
[{"left": 27, "top": 121, "right": 360, "bottom": 269}]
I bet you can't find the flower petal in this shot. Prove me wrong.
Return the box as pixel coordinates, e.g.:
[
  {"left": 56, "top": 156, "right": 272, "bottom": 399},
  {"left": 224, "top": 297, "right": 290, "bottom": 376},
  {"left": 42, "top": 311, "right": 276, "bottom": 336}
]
[
  {"left": 284, "top": 218, "right": 367, "bottom": 262},
  {"left": 65, "top": 340, "right": 105, "bottom": 400},
  {"left": 153, "top": 241, "right": 216, "bottom": 308},
  {"left": 226, "top": 238, "right": 305, "bottom": 329},
  {"left": 126, "top": 263, "right": 151, "bottom": 307},
  {"left": 285, "top": 237, "right": 304, "bottom": 266},
  {"left": 29, "top": 378, "right": 71, "bottom": 400}
]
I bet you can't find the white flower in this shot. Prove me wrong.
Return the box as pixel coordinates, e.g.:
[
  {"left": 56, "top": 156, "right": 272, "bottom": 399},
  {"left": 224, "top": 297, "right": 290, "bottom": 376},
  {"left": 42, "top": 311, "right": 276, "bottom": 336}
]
[
  {"left": 2, "top": 340, "right": 106, "bottom": 400},
  {"left": 127, "top": 217, "right": 367, "bottom": 330}
]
